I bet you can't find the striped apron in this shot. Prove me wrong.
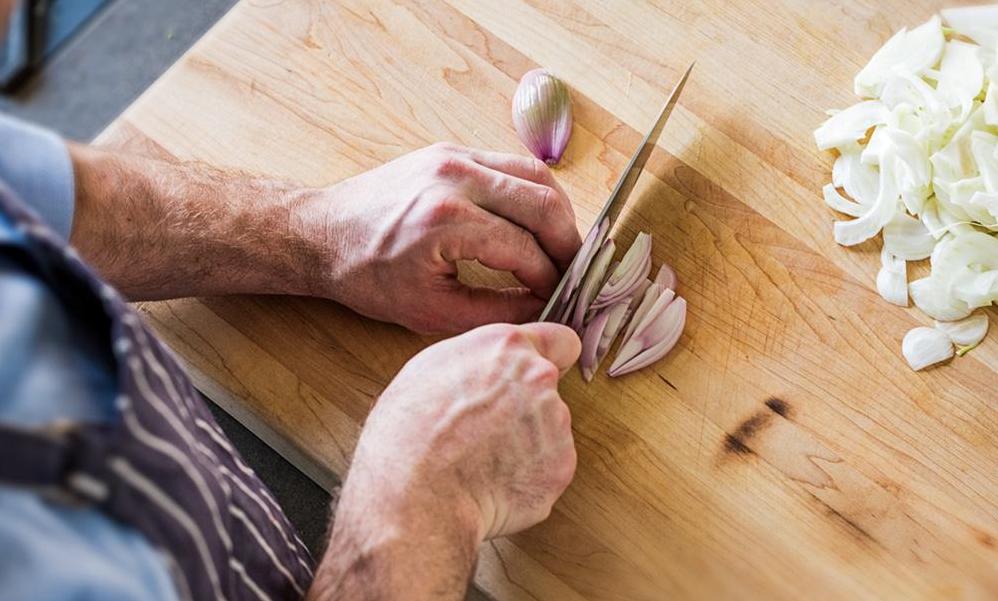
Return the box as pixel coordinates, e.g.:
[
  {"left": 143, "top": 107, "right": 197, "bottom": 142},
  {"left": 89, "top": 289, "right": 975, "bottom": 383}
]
[{"left": 0, "top": 185, "right": 315, "bottom": 600}]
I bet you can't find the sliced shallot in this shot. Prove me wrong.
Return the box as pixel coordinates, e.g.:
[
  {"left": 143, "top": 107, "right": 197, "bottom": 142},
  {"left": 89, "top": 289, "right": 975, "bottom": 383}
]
[
  {"left": 609, "top": 296, "right": 687, "bottom": 377},
  {"left": 590, "top": 232, "right": 652, "bottom": 310},
  {"left": 551, "top": 216, "right": 608, "bottom": 321},
  {"left": 653, "top": 263, "right": 677, "bottom": 291},
  {"left": 570, "top": 238, "right": 616, "bottom": 332},
  {"left": 579, "top": 301, "right": 630, "bottom": 381}
]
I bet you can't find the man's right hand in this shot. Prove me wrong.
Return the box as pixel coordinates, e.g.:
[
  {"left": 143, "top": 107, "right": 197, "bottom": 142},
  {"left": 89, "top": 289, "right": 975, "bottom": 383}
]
[{"left": 309, "top": 322, "right": 580, "bottom": 601}]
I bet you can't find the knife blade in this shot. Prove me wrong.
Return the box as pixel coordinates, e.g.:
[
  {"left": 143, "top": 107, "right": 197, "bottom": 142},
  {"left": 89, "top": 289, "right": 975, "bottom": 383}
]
[{"left": 538, "top": 62, "right": 694, "bottom": 322}]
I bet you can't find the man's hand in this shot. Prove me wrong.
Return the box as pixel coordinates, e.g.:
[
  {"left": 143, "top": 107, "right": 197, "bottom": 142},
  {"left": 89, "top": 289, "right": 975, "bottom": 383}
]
[
  {"left": 309, "top": 322, "right": 580, "bottom": 601},
  {"left": 69, "top": 143, "right": 581, "bottom": 333},
  {"left": 290, "top": 143, "right": 581, "bottom": 333}
]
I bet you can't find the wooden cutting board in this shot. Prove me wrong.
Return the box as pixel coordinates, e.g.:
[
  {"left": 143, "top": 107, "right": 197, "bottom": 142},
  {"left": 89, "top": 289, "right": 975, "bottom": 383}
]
[{"left": 96, "top": 1, "right": 997, "bottom": 598}]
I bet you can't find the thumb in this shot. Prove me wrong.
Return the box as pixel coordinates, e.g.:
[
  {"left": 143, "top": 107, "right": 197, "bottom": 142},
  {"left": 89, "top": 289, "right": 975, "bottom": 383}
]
[
  {"left": 516, "top": 322, "right": 582, "bottom": 372},
  {"left": 442, "top": 286, "right": 545, "bottom": 333}
]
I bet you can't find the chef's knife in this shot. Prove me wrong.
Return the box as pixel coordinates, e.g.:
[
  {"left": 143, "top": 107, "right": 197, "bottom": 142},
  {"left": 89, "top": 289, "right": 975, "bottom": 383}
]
[{"left": 538, "top": 62, "right": 694, "bottom": 322}]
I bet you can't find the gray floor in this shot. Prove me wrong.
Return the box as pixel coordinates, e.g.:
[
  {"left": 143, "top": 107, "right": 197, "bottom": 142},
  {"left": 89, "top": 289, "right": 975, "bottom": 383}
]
[
  {"left": 2, "top": 2, "right": 487, "bottom": 598},
  {"left": 3, "top": 0, "right": 236, "bottom": 140}
]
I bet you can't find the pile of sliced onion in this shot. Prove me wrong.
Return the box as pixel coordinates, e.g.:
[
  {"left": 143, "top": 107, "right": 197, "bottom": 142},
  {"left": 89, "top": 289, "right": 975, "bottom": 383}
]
[
  {"left": 814, "top": 7, "right": 998, "bottom": 371},
  {"left": 548, "top": 216, "right": 686, "bottom": 380}
]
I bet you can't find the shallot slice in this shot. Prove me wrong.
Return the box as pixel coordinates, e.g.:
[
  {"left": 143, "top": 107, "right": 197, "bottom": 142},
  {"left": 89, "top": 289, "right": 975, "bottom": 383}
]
[
  {"left": 620, "top": 284, "right": 669, "bottom": 346},
  {"left": 551, "top": 216, "right": 609, "bottom": 322},
  {"left": 609, "top": 297, "right": 687, "bottom": 377},
  {"left": 579, "top": 301, "right": 630, "bottom": 381},
  {"left": 570, "top": 238, "right": 616, "bottom": 332},
  {"left": 653, "top": 263, "right": 678, "bottom": 291},
  {"left": 590, "top": 232, "right": 652, "bottom": 310}
]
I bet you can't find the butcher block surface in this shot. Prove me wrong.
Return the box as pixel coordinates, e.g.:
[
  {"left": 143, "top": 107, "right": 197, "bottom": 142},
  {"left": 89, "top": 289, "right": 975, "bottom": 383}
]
[{"left": 96, "top": 1, "right": 997, "bottom": 599}]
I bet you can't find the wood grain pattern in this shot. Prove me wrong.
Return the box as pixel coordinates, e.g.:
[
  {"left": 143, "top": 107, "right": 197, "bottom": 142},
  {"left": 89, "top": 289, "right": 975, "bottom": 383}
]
[{"left": 95, "top": 1, "right": 997, "bottom": 598}]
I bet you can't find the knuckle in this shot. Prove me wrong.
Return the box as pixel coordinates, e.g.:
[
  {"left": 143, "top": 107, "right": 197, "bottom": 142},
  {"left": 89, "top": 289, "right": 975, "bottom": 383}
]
[
  {"left": 534, "top": 186, "right": 560, "bottom": 221},
  {"left": 513, "top": 228, "right": 537, "bottom": 256},
  {"left": 419, "top": 196, "right": 466, "bottom": 227},
  {"left": 525, "top": 360, "right": 560, "bottom": 387},
  {"left": 494, "top": 325, "right": 528, "bottom": 351},
  {"left": 428, "top": 150, "right": 471, "bottom": 179}
]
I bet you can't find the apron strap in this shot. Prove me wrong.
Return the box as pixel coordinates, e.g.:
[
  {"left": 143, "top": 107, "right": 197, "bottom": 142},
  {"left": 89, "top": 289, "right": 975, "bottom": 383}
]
[{"left": 0, "top": 421, "right": 113, "bottom": 506}]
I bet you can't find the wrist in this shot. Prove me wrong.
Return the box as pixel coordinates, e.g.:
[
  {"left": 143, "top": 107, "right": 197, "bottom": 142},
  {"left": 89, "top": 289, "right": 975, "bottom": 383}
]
[
  {"left": 224, "top": 181, "right": 318, "bottom": 297},
  {"left": 310, "top": 460, "right": 483, "bottom": 600},
  {"left": 277, "top": 185, "right": 345, "bottom": 299}
]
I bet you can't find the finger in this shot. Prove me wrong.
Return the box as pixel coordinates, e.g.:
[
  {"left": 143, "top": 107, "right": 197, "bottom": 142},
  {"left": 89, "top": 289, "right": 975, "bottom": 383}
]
[
  {"left": 438, "top": 285, "right": 544, "bottom": 333},
  {"left": 444, "top": 206, "right": 560, "bottom": 297},
  {"left": 464, "top": 162, "right": 582, "bottom": 269},
  {"left": 465, "top": 148, "right": 571, "bottom": 200},
  {"left": 515, "top": 322, "right": 582, "bottom": 372}
]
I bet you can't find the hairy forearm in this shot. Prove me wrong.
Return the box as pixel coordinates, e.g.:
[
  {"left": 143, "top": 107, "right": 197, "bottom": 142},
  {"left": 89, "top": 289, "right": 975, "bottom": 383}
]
[
  {"left": 308, "top": 467, "right": 482, "bottom": 601},
  {"left": 68, "top": 143, "right": 319, "bottom": 300}
]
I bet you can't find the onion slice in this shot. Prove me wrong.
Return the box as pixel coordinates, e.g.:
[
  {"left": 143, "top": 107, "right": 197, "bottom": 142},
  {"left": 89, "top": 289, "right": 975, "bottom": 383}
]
[
  {"left": 816, "top": 10, "right": 998, "bottom": 371},
  {"left": 942, "top": 5, "right": 998, "bottom": 48},
  {"left": 934, "top": 313, "right": 989, "bottom": 346},
  {"left": 901, "top": 326, "right": 954, "bottom": 371},
  {"left": 814, "top": 101, "right": 888, "bottom": 150},
  {"left": 833, "top": 147, "right": 879, "bottom": 204},
  {"left": 853, "top": 15, "right": 944, "bottom": 98},
  {"left": 833, "top": 148, "right": 899, "bottom": 246},
  {"left": 910, "top": 276, "right": 973, "bottom": 321},
  {"left": 882, "top": 213, "right": 934, "bottom": 260},
  {"left": 935, "top": 40, "right": 984, "bottom": 118},
  {"left": 823, "top": 184, "right": 866, "bottom": 217},
  {"left": 876, "top": 247, "right": 908, "bottom": 306}
]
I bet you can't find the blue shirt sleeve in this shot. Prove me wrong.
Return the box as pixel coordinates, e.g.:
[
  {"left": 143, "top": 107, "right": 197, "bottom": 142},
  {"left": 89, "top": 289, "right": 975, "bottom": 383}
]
[
  {"left": 0, "top": 488, "right": 181, "bottom": 601},
  {"left": 0, "top": 115, "right": 177, "bottom": 601},
  {"left": 0, "top": 113, "right": 75, "bottom": 240},
  {"left": 0, "top": 256, "right": 179, "bottom": 601}
]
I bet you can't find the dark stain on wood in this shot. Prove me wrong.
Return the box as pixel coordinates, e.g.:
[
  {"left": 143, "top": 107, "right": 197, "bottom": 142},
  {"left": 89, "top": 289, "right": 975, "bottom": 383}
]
[
  {"left": 973, "top": 529, "right": 996, "bottom": 549},
  {"left": 764, "top": 397, "right": 790, "bottom": 419},
  {"left": 721, "top": 410, "right": 773, "bottom": 456},
  {"left": 822, "top": 501, "right": 877, "bottom": 543},
  {"left": 722, "top": 433, "right": 753, "bottom": 455},
  {"left": 807, "top": 493, "right": 882, "bottom": 549},
  {"left": 658, "top": 374, "right": 678, "bottom": 391},
  {"left": 812, "top": 502, "right": 881, "bottom": 547}
]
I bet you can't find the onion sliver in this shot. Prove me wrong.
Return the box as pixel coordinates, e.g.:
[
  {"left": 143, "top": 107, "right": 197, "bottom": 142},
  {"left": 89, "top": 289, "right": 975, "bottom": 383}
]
[
  {"left": 934, "top": 313, "right": 989, "bottom": 346},
  {"left": 876, "top": 247, "right": 908, "bottom": 306},
  {"left": 902, "top": 326, "right": 954, "bottom": 371}
]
